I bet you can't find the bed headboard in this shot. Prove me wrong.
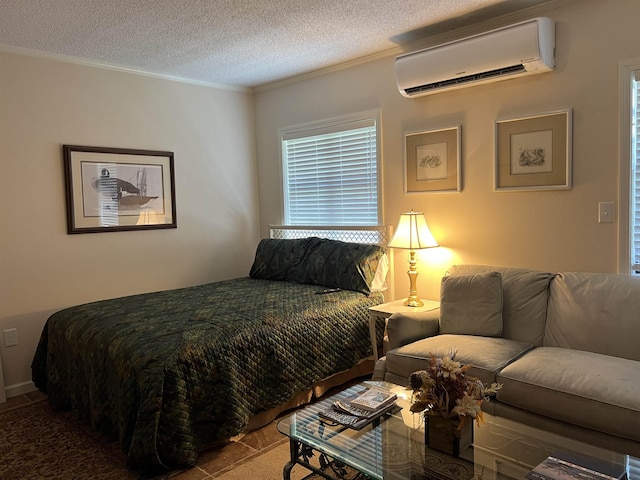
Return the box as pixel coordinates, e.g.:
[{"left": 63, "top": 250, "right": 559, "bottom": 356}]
[{"left": 269, "top": 225, "right": 391, "bottom": 246}]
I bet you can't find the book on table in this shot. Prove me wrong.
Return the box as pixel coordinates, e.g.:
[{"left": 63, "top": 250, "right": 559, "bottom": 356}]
[
  {"left": 526, "top": 452, "right": 627, "bottom": 480},
  {"left": 348, "top": 386, "right": 397, "bottom": 412},
  {"left": 318, "top": 386, "right": 398, "bottom": 430},
  {"left": 318, "top": 399, "right": 397, "bottom": 430}
]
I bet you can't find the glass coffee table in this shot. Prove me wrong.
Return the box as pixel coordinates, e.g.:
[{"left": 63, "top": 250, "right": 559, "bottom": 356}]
[{"left": 277, "top": 380, "right": 632, "bottom": 480}]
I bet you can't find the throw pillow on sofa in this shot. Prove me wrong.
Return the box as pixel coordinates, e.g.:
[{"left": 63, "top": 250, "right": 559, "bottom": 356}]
[{"left": 439, "top": 271, "right": 503, "bottom": 337}]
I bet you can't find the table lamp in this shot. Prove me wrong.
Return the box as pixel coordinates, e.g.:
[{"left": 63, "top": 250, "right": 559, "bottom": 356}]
[{"left": 388, "top": 210, "right": 438, "bottom": 307}]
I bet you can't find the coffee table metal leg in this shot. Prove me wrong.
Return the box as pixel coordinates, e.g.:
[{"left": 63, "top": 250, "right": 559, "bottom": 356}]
[
  {"left": 283, "top": 459, "right": 294, "bottom": 480},
  {"left": 284, "top": 437, "right": 368, "bottom": 480},
  {"left": 283, "top": 438, "right": 297, "bottom": 480},
  {"left": 286, "top": 438, "right": 329, "bottom": 479}
]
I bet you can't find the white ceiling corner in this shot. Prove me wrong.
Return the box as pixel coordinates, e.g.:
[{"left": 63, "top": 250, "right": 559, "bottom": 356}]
[{"left": 0, "top": 0, "right": 559, "bottom": 89}]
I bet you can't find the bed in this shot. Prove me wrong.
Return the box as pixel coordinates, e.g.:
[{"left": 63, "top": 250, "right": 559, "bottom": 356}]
[{"left": 31, "top": 231, "right": 389, "bottom": 474}]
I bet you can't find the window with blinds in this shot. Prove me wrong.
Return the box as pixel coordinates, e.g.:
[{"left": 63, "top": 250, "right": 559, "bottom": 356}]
[
  {"left": 281, "top": 112, "right": 380, "bottom": 226},
  {"left": 629, "top": 75, "right": 640, "bottom": 480},
  {"left": 629, "top": 456, "right": 640, "bottom": 480},
  {"left": 632, "top": 73, "right": 640, "bottom": 275}
]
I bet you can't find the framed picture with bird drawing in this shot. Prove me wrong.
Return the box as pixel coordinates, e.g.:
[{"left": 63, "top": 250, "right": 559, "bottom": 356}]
[
  {"left": 494, "top": 109, "right": 572, "bottom": 191},
  {"left": 404, "top": 125, "right": 461, "bottom": 194},
  {"left": 63, "top": 145, "right": 176, "bottom": 233}
]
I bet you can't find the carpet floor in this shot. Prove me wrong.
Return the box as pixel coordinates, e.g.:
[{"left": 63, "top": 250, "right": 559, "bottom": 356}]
[
  {"left": 0, "top": 393, "right": 313, "bottom": 480},
  {"left": 0, "top": 386, "right": 487, "bottom": 480}
]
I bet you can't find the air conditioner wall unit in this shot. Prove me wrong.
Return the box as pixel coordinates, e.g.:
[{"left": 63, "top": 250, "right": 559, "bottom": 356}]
[{"left": 395, "top": 17, "right": 555, "bottom": 98}]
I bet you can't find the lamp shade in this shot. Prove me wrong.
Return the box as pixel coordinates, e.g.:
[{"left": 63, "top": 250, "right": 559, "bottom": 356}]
[{"left": 388, "top": 211, "right": 438, "bottom": 250}]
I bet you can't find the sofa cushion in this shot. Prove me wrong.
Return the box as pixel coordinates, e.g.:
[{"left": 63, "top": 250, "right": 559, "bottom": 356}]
[
  {"left": 449, "top": 265, "right": 555, "bottom": 346},
  {"left": 497, "top": 347, "right": 640, "bottom": 442},
  {"left": 440, "top": 271, "right": 503, "bottom": 337},
  {"left": 545, "top": 272, "right": 640, "bottom": 362},
  {"left": 384, "top": 334, "right": 534, "bottom": 387}
]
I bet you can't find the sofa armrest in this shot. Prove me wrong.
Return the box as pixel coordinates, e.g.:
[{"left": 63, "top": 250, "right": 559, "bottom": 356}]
[{"left": 386, "top": 309, "right": 440, "bottom": 350}]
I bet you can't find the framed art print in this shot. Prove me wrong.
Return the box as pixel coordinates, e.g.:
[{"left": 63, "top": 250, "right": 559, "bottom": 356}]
[
  {"left": 495, "top": 109, "right": 572, "bottom": 191},
  {"left": 63, "top": 145, "right": 177, "bottom": 234},
  {"left": 405, "top": 125, "right": 461, "bottom": 193}
]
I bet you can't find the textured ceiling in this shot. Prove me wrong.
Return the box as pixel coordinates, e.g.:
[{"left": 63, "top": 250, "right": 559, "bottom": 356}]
[{"left": 0, "top": 0, "right": 555, "bottom": 88}]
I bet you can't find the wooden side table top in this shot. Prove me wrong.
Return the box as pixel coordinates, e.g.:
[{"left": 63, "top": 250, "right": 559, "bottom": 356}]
[{"left": 369, "top": 298, "right": 440, "bottom": 318}]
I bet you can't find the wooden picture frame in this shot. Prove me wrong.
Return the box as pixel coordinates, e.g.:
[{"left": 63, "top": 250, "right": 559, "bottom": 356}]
[
  {"left": 63, "top": 145, "right": 177, "bottom": 234},
  {"left": 495, "top": 109, "right": 572, "bottom": 191},
  {"left": 404, "top": 126, "right": 461, "bottom": 193}
]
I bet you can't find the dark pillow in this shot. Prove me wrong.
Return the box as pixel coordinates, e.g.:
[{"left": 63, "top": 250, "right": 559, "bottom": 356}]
[
  {"left": 439, "top": 271, "right": 503, "bottom": 337},
  {"left": 300, "top": 238, "right": 385, "bottom": 294},
  {"left": 249, "top": 237, "right": 320, "bottom": 281}
]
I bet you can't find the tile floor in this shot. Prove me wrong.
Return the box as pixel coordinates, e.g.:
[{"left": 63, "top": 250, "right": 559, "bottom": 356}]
[
  {"left": 0, "top": 389, "right": 48, "bottom": 412},
  {"left": 173, "top": 417, "right": 290, "bottom": 479}
]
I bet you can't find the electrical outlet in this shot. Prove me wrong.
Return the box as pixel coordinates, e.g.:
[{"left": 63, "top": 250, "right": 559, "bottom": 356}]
[
  {"left": 4, "top": 328, "right": 17, "bottom": 347},
  {"left": 598, "top": 202, "right": 615, "bottom": 223}
]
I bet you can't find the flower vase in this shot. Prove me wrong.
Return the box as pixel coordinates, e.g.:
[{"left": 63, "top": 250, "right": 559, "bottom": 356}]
[{"left": 424, "top": 414, "right": 473, "bottom": 457}]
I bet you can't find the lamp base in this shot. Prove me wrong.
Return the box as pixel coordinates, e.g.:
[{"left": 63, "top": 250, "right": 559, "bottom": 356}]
[
  {"left": 403, "top": 249, "right": 424, "bottom": 307},
  {"left": 403, "top": 296, "right": 424, "bottom": 307}
]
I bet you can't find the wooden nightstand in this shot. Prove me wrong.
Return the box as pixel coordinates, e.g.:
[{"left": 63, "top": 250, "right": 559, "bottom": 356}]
[{"left": 368, "top": 299, "right": 440, "bottom": 361}]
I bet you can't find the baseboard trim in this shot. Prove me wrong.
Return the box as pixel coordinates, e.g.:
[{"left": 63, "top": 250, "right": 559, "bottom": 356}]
[{"left": 6, "top": 380, "right": 37, "bottom": 399}]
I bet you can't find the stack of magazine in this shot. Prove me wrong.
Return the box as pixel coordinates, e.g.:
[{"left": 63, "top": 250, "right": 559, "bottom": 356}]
[
  {"left": 319, "top": 386, "right": 397, "bottom": 430},
  {"left": 526, "top": 452, "right": 627, "bottom": 480}
]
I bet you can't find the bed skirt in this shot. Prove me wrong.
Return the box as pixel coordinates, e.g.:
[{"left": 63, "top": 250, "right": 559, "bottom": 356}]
[{"left": 238, "top": 358, "right": 374, "bottom": 438}]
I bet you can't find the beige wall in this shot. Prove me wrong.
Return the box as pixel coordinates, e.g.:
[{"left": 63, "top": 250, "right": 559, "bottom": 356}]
[
  {"left": 255, "top": 0, "right": 638, "bottom": 304},
  {"left": 0, "top": 52, "right": 260, "bottom": 395},
  {"left": 3, "top": 0, "right": 638, "bottom": 398}
]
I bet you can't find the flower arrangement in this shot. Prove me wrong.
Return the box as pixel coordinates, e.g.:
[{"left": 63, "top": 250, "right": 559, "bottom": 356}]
[{"left": 409, "top": 351, "right": 502, "bottom": 427}]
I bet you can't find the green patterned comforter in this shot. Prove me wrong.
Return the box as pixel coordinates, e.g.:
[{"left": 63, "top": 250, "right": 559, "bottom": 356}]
[{"left": 32, "top": 277, "right": 383, "bottom": 473}]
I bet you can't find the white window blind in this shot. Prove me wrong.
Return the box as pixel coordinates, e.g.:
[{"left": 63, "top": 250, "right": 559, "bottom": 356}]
[
  {"left": 629, "top": 455, "right": 640, "bottom": 480},
  {"left": 632, "top": 72, "right": 640, "bottom": 274},
  {"left": 630, "top": 78, "right": 640, "bottom": 480},
  {"left": 281, "top": 114, "right": 379, "bottom": 226}
]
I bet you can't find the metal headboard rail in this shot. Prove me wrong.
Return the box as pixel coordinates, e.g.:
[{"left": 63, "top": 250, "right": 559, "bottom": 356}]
[{"left": 269, "top": 225, "right": 392, "bottom": 246}]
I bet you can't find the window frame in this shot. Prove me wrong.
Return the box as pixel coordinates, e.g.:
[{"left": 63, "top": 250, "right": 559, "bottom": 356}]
[
  {"left": 278, "top": 110, "right": 383, "bottom": 227},
  {"left": 619, "top": 60, "right": 640, "bottom": 275}
]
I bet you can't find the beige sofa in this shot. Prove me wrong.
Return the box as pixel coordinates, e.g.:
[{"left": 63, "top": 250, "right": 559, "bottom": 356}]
[{"left": 373, "top": 265, "right": 640, "bottom": 457}]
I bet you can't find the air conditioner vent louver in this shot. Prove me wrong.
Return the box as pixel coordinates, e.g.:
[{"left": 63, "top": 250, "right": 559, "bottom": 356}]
[
  {"left": 404, "top": 64, "right": 525, "bottom": 96},
  {"left": 396, "top": 17, "right": 555, "bottom": 97}
]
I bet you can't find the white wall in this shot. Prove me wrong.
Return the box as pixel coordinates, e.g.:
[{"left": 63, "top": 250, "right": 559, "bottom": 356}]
[
  {"left": 254, "top": 0, "right": 639, "bottom": 304},
  {"left": 0, "top": 52, "right": 260, "bottom": 396}
]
